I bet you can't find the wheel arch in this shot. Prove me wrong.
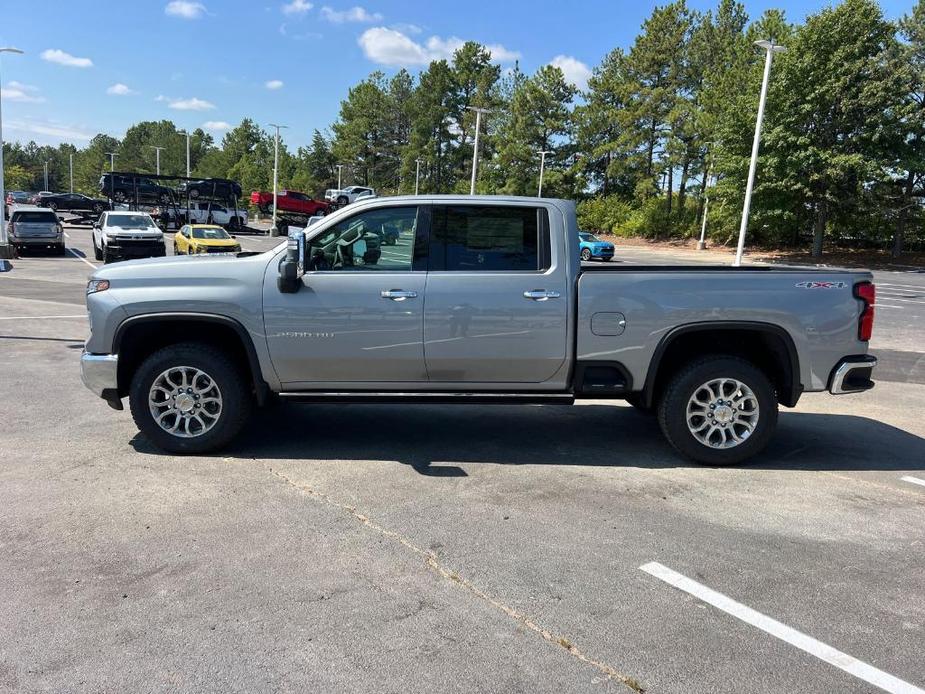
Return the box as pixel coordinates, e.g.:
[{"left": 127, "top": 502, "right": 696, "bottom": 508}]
[
  {"left": 641, "top": 321, "right": 802, "bottom": 409},
  {"left": 113, "top": 313, "right": 270, "bottom": 405}
]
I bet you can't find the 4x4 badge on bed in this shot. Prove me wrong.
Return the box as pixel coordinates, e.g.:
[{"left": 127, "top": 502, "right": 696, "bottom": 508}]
[{"left": 795, "top": 281, "right": 847, "bottom": 289}]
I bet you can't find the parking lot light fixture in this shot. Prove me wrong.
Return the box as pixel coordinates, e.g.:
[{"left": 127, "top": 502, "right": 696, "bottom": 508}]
[
  {"left": 465, "top": 106, "right": 491, "bottom": 195},
  {"left": 69, "top": 153, "right": 74, "bottom": 193},
  {"left": 414, "top": 158, "right": 423, "bottom": 195},
  {"left": 106, "top": 152, "right": 118, "bottom": 172},
  {"left": 268, "top": 123, "right": 288, "bottom": 237},
  {"left": 336, "top": 164, "right": 344, "bottom": 190},
  {"left": 43, "top": 161, "right": 49, "bottom": 192},
  {"left": 0, "top": 47, "right": 24, "bottom": 258},
  {"left": 734, "top": 39, "right": 785, "bottom": 267}
]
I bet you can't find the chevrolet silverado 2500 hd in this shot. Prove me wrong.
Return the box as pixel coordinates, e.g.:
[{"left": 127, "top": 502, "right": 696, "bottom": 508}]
[{"left": 80, "top": 196, "right": 878, "bottom": 464}]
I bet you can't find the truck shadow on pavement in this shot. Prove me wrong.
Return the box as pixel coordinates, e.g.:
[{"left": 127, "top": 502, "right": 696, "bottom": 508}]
[{"left": 132, "top": 403, "right": 925, "bottom": 474}]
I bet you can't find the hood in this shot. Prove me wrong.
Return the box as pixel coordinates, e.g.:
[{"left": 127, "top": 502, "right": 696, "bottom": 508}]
[
  {"left": 191, "top": 237, "right": 240, "bottom": 247},
  {"left": 107, "top": 226, "right": 162, "bottom": 236},
  {"left": 91, "top": 249, "right": 272, "bottom": 283}
]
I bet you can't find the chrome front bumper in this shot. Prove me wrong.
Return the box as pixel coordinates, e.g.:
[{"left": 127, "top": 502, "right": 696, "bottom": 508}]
[
  {"left": 80, "top": 352, "right": 118, "bottom": 397},
  {"left": 829, "top": 355, "right": 877, "bottom": 394}
]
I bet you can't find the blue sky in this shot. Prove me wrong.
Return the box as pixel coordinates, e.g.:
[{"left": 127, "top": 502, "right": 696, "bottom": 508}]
[{"left": 0, "top": 0, "right": 914, "bottom": 149}]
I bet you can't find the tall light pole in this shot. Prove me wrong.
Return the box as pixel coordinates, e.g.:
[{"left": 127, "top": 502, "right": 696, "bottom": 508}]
[
  {"left": 106, "top": 152, "right": 118, "bottom": 172},
  {"left": 466, "top": 106, "right": 490, "bottom": 195},
  {"left": 414, "top": 158, "right": 422, "bottom": 195},
  {"left": 734, "top": 39, "right": 785, "bottom": 267},
  {"left": 336, "top": 164, "right": 344, "bottom": 189},
  {"left": 536, "top": 150, "right": 552, "bottom": 197},
  {"left": 69, "top": 153, "right": 74, "bottom": 193},
  {"left": 697, "top": 148, "right": 714, "bottom": 251},
  {"left": 268, "top": 123, "right": 288, "bottom": 237},
  {"left": 150, "top": 146, "right": 165, "bottom": 176},
  {"left": 0, "top": 46, "right": 24, "bottom": 260},
  {"left": 43, "top": 161, "right": 49, "bottom": 191},
  {"left": 178, "top": 130, "right": 190, "bottom": 178}
]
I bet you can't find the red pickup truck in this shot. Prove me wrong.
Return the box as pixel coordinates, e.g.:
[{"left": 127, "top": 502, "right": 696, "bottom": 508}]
[{"left": 250, "top": 190, "right": 329, "bottom": 216}]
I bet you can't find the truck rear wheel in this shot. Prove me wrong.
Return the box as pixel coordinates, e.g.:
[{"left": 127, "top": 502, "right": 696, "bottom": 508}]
[
  {"left": 129, "top": 342, "right": 252, "bottom": 454},
  {"left": 657, "top": 356, "right": 777, "bottom": 466}
]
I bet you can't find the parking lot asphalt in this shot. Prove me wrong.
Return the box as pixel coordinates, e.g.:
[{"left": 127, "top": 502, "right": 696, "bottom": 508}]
[{"left": 1, "top": 223, "right": 924, "bottom": 693}]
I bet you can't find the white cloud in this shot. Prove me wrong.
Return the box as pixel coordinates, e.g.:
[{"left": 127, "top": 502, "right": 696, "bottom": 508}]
[
  {"left": 165, "top": 1, "right": 206, "bottom": 19},
  {"left": 106, "top": 83, "right": 136, "bottom": 96},
  {"left": 390, "top": 22, "right": 422, "bottom": 35},
  {"left": 167, "top": 97, "right": 216, "bottom": 111},
  {"left": 320, "top": 5, "right": 382, "bottom": 23},
  {"left": 358, "top": 27, "right": 519, "bottom": 67},
  {"left": 265, "top": 79, "right": 284, "bottom": 90},
  {"left": 549, "top": 55, "right": 592, "bottom": 91},
  {"left": 1, "top": 82, "right": 45, "bottom": 103},
  {"left": 40, "top": 49, "right": 93, "bottom": 68},
  {"left": 6, "top": 119, "right": 94, "bottom": 142},
  {"left": 282, "top": 0, "right": 313, "bottom": 14},
  {"left": 203, "top": 121, "right": 231, "bottom": 131}
]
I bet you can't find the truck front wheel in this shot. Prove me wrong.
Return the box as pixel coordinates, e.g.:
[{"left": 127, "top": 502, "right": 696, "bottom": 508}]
[
  {"left": 129, "top": 343, "right": 253, "bottom": 454},
  {"left": 657, "top": 356, "right": 777, "bottom": 466}
]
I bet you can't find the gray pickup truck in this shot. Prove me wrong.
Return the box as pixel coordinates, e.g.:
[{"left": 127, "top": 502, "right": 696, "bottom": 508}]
[{"left": 80, "top": 195, "right": 878, "bottom": 465}]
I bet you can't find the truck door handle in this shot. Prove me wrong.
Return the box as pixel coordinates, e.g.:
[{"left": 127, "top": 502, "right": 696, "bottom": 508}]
[
  {"left": 380, "top": 289, "right": 418, "bottom": 301},
  {"left": 523, "top": 289, "right": 561, "bottom": 301}
]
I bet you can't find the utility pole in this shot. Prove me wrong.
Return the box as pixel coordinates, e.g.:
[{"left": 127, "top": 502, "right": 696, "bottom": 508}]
[
  {"left": 536, "top": 150, "right": 552, "bottom": 197},
  {"left": 0, "top": 46, "right": 25, "bottom": 260},
  {"left": 268, "top": 123, "right": 288, "bottom": 237},
  {"left": 697, "top": 153, "right": 714, "bottom": 251},
  {"left": 466, "top": 106, "right": 490, "bottom": 195},
  {"left": 336, "top": 164, "right": 344, "bottom": 189},
  {"left": 734, "top": 39, "right": 785, "bottom": 267},
  {"left": 151, "top": 146, "right": 165, "bottom": 176},
  {"left": 178, "top": 130, "right": 190, "bottom": 178},
  {"left": 69, "top": 153, "right": 74, "bottom": 193},
  {"left": 106, "top": 152, "right": 118, "bottom": 172},
  {"left": 414, "top": 158, "right": 422, "bottom": 195},
  {"left": 43, "top": 161, "right": 49, "bottom": 191}
]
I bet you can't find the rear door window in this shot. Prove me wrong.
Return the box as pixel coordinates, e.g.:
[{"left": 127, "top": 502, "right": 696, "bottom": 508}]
[
  {"left": 12, "top": 211, "right": 58, "bottom": 224},
  {"left": 430, "top": 205, "right": 549, "bottom": 272}
]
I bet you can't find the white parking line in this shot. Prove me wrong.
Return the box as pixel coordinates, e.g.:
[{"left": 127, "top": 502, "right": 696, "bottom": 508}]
[
  {"left": 901, "top": 475, "right": 925, "bottom": 488},
  {"left": 67, "top": 248, "right": 98, "bottom": 269},
  {"left": 640, "top": 562, "right": 924, "bottom": 694},
  {"left": 0, "top": 314, "right": 86, "bottom": 320}
]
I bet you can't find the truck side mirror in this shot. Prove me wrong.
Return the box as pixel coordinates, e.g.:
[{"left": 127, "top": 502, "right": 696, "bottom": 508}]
[{"left": 278, "top": 230, "right": 305, "bottom": 294}]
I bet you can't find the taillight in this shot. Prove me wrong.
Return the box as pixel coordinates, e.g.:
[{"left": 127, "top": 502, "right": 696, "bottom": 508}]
[{"left": 854, "top": 281, "right": 875, "bottom": 341}]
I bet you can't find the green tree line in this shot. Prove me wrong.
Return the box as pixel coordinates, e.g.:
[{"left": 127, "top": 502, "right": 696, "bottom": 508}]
[{"left": 4, "top": 0, "right": 924, "bottom": 257}]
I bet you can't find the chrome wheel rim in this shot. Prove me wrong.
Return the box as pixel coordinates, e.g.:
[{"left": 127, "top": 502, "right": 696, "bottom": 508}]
[
  {"left": 148, "top": 366, "right": 222, "bottom": 438},
  {"left": 686, "top": 378, "right": 759, "bottom": 449}
]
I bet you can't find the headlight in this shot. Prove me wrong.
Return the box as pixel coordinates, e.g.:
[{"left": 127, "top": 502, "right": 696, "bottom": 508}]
[{"left": 86, "top": 279, "right": 110, "bottom": 295}]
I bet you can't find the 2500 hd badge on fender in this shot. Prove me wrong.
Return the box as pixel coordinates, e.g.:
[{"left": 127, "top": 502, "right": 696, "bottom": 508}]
[{"left": 80, "top": 196, "right": 877, "bottom": 465}]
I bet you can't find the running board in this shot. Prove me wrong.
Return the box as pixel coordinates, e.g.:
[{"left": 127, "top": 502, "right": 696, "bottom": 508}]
[{"left": 278, "top": 391, "right": 575, "bottom": 405}]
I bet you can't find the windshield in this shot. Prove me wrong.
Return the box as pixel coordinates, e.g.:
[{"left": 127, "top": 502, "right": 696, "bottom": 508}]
[
  {"left": 191, "top": 226, "right": 230, "bottom": 240},
  {"left": 108, "top": 214, "right": 157, "bottom": 229},
  {"left": 579, "top": 232, "right": 602, "bottom": 242}
]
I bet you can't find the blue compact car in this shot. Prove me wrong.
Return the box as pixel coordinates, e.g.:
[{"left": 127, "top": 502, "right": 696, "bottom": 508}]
[{"left": 578, "top": 231, "right": 615, "bottom": 261}]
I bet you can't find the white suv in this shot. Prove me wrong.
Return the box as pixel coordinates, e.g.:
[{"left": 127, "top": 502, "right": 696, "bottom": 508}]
[
  {"left": 93, "top": 211, "right": 165, "bottom": 263},
  {"left": 324, "top": 186, "right": 376, "bottom": 205}
]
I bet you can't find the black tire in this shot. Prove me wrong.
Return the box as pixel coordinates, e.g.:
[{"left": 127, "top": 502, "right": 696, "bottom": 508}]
[
  {"left": 189, "top": 188, "right": 200, "bottom": 199},
  {"left": 580, "top": 248, "right": 592, "bottom": 261},
  {"left": 92, "top": 203, "right": 103, "bottom": 214},
  {"left": 49, "top": 202, "right": 58, "bottom": 211},
  {"left": 103, "top": 246, "right": 116, "bottom": 264},
  {"left": 228, "top": 216, "right": 241, "bottom": 231},
  {"left": 129, "top": 342, "right": 253, "bottom": 454},
  {"left": 56, "top": 244, "right": 66, "bottom": 256},
  {"left": 113, "top": 191, "right": 126, "bottom": 203},
  {"left": 173, "top": 242, "right": 179, "bottom": 255},
  {"left": 93, "top": 238, "right": 103, "bottom": 261},
  {"left": 159, "top": 193, "right": 171, "bottom": 205},
  {"left": 337, "top": 195, "right": 348, "bottom": 206},
  {"left": 657, "top": 356, "right": 778, "bottom": 466}
]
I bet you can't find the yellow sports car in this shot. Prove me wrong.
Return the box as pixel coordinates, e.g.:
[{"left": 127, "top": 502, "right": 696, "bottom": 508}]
[{"left": 174, "top": 224, "right": 241, "bottom": 255}]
